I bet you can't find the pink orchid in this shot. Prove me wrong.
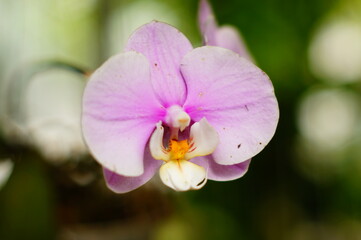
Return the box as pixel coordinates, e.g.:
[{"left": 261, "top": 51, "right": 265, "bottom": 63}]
[
  {"left": 198, "top": 0, "right": 254, "bottom": 61},
  {"left": 82, "top": 21, "right": 279, "bottom": 193}
]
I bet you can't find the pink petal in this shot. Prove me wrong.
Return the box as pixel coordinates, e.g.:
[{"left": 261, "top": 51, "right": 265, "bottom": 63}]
[
  {"left": 192, "top": 156, "right": 251, "bottom": 181},
  {"left": 216, "top": 26, "right": 254, "bottom": 61},
  {"left": 198, "top": 0, "right": 252, "bottom": 60},
  {"left": 198, "top": 0, "right": 217, "bottom": 45},
  {"left": 103, "top": 147, "right": 161, "bottom": 193},
  {"left": 125, "top": 21, "right": 193, "bottom": 106},
  {"left": 82, "top": 51, "right": 165, "bottom": 177},
  {"left": 181, "top": 46, "right": 279, "bottom": 165}
]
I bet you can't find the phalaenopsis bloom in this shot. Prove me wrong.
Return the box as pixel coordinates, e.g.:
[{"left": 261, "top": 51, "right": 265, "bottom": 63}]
[{"left": 82, "top": 21, "right": 279, "bottom": 193}]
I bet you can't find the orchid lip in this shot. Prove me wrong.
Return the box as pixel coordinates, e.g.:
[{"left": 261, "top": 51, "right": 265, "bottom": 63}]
[{"left": 159, "top": 160, "right": 208, "bottom": 191}]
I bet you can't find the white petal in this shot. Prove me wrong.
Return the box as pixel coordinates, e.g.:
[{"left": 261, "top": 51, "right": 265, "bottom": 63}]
[
  {"left": 185, "top": 118, "right": 219, "bottom": 159},
  {"left": 149, "top": 121, "right": 169, "bottom": 161},
  {"left": 159, "top": 160, "right": 207, "bottom": 191}
]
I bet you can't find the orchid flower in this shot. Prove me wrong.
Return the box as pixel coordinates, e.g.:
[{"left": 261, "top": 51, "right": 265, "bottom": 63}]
[
  {"left": 198, "top": 0, "right": 253, "bottom": 61},
  {"left": 82, "top": 21, "right": 279, "bottom": 193}
]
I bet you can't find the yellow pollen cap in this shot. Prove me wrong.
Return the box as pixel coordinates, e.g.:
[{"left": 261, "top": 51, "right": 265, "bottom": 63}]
[{"left": 168, "top": 139, "right": 190, "bottom": 160}]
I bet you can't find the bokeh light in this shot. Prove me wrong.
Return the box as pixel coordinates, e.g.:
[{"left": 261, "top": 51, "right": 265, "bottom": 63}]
[
  {"left": 309, "top": 19, "right": 361, "bottom": 83},
  {"left": 297, "top": 87, "right": 360, "bottom": 151}
]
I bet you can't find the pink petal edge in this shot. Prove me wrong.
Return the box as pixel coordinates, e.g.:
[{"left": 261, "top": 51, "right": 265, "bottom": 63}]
[
  {"left": 198, "top": 0, "right": 218, "bottom": 45},
  {"left": 103, "top": 147, "right": 162, "bottom": 193},
  {"left": 198, "top": 0, "right": 253, "bottom": 60},
  {"left": 192, "top": 156, "right": 251, "bottom": 181},
  {"left": 216, "top": 26, "right": 254, "bottom": 62}
]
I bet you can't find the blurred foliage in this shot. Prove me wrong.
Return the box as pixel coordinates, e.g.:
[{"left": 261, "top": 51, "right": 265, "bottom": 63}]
[
  {"left": 1, "top": 0, "right": 361, "bottom": 240},
  {"left": 0, "top": 154, "right": 55, "bottom": 240}
]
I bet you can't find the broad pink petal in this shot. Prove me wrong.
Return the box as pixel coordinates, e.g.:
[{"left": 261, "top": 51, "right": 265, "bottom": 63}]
[
  {"left": 125, "top": 21, "right": 193, "bottom": 106},
  {"left": 103, "top": 147, "right": 161, "bottom": 193},
  {"left": 181, "top": 46, "right": 279, "bottom": 165},
  {"left": 216, "top": 26, "right": 254, "bottom": 61},
  {"left": 192, "top": 156, "right": 251, "bottom": 181},
  {"left": 198, "top": 0, "right": 217, "bottom": 45},
  {"left": 82, "top": 51, "right": 165, "bottom": 177}
]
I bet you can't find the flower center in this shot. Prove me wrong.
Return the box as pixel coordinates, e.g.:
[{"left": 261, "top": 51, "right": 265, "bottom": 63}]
[{"left": 168, "top": 139, "right": 190, "bottom": 160}]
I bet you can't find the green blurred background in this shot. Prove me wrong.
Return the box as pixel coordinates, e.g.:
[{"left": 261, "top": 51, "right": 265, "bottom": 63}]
[{"left": 1, "top": 0, "right": 361, "bottom": 239}]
